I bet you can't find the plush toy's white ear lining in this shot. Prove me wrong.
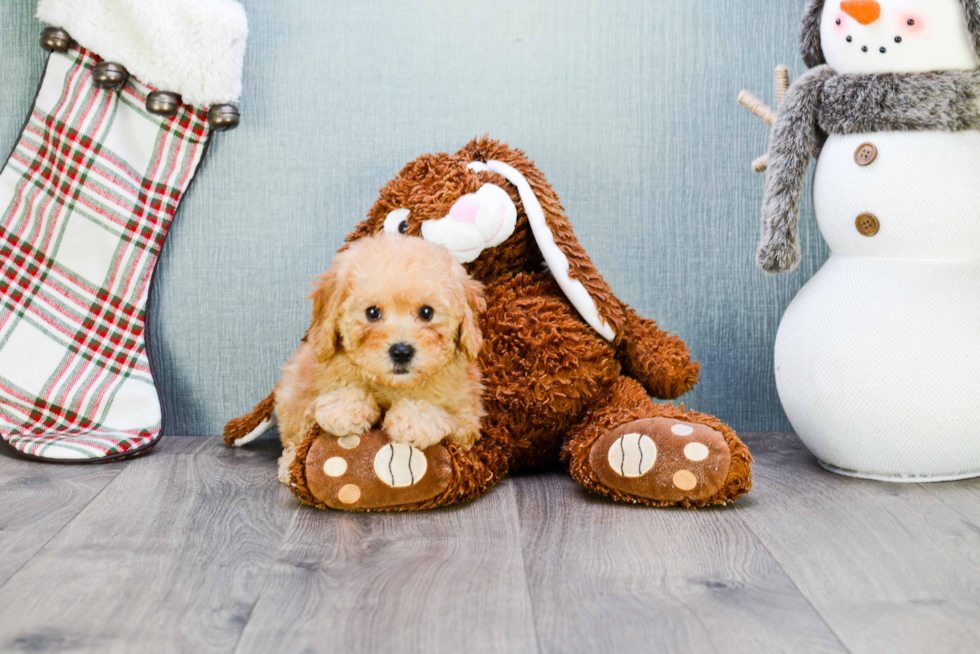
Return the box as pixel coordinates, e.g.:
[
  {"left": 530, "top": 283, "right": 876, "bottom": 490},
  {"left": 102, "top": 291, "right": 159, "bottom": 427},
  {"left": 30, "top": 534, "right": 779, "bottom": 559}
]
[{"left": 468, "top": 160, "right": 616, "bottom": 341}]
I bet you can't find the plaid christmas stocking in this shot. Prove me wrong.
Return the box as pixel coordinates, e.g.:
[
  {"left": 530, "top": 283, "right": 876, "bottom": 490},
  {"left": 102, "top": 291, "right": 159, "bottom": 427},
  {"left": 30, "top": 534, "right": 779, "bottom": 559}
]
[{"left": 0, "top": 1, "right": 246, "bottom": 461}]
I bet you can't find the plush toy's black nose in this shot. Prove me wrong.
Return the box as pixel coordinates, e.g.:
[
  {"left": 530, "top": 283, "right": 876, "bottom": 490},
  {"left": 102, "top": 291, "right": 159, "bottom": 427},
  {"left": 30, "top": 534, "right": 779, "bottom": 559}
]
[{"left": 389, "top": 343, "right": 415, "bottom": 365}]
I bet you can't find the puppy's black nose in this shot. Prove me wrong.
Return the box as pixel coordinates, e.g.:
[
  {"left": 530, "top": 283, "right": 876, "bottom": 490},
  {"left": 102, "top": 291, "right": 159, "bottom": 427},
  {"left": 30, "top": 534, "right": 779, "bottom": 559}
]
[{"left": 389, "top": 343, "right": 415, "bottom": 365}]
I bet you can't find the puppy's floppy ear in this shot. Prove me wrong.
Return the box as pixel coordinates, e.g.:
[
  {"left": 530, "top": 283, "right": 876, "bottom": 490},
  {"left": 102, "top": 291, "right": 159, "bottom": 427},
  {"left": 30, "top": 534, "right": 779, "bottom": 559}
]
[
  {"left": 307, "top": 257, "right": 349, "bottom": 361},
  {"left": 457, "top": 272, "right": 486, "bottom": 362}
]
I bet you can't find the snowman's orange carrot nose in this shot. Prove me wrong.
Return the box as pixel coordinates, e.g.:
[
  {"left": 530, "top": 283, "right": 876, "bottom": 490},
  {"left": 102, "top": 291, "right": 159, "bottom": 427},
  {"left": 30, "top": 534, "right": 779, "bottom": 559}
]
[{"left": 841, "top": 0, "right": 881, "bottom": 25}]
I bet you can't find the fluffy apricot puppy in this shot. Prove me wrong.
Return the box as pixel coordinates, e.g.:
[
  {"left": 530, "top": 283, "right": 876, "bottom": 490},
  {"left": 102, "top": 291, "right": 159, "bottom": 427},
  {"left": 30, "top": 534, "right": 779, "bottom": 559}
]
[{"left": 272, "top": 233, "right": 486, "bottom": 482}]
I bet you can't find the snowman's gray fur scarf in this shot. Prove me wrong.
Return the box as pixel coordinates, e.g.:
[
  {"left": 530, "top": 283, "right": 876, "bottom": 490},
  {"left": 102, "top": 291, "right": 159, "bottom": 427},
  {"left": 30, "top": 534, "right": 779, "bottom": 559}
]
[
  {"left": 820, "top": 70, "right": 980, "bottom": 133},
  {"left": 759, "top": 66, "right": 833, "bottom": 274},
  {"left": 759, "top": 66, "right": 980, "bottom": 273}
]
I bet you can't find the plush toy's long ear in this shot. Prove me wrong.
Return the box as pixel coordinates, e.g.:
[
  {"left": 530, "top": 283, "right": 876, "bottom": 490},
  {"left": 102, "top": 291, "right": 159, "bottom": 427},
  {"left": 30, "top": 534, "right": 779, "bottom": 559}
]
[
  {"left": 464, "top": 142, "right": 624, "bottom": 342},
  {"left": 307, "top": 258, "right": 349, "bottom": 360}
]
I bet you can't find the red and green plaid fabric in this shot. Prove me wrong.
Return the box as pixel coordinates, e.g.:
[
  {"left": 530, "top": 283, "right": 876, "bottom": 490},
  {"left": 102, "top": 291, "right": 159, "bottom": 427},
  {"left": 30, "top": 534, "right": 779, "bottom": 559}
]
[{"left": 0, "top": 45, "right": 210, "bottom": 461}]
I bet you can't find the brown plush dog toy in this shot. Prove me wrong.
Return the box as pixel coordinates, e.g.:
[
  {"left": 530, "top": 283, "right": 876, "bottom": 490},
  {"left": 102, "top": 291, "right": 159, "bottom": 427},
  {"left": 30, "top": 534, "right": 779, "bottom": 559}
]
[{"left": 226, "top": 137, "right": 752, "bottom": 510}]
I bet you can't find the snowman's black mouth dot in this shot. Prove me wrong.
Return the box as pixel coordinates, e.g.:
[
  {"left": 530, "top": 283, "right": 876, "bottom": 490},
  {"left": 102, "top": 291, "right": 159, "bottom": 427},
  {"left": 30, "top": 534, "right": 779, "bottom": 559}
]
[
  {"left": 895, "top": 36, "right": 902, "bottom": 43},
  {"left": 836, "top": 18, "right": 841, "bottom": 25},
  {"left": 880, "top": 47, "right": 887, "bottom": 53},
  {"left": 861, "top": 45, "right": 869, "bottom": 52},
  {"left": 846, "top": 35, "right": 853, "bottom": 42}
]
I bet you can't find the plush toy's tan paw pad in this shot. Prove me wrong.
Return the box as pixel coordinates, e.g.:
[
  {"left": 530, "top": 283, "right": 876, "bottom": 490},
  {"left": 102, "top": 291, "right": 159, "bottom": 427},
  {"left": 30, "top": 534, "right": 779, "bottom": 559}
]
[
  {"left": 589, "top": 418, "right": 731, "bottom": 503},
  {"left": 303, "top": 429, "right": 451, "bottom": 510}
]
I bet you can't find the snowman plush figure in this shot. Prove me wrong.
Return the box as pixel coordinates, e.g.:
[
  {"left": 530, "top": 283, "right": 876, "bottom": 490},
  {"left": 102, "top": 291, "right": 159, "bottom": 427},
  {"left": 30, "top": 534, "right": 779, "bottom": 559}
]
[{"left": 758, "top": 0, "right": 980, "bottom": 480}]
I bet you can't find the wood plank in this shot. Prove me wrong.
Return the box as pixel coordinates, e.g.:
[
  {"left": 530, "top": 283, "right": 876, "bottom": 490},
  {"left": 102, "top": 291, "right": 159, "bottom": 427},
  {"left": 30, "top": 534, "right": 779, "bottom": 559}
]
[
  {"left": 0, "top": 437, "right": 295, "bottom": 654},
  {"left": 918, "top": 475, "right": 980, "bottom": 528},
  {"left": 740, "top": 432, "right": 980, "bottom": 654},
  {"left": 0, "top": 445, "right": 131, "bottom": 588},
  {"left": 6, "top": 432, "right": 974, "bottom": 653},
  {"left": 514, "top": 470, "right": 844, "bottom": 654},
  {"left": 234, "top": 478, "right": 538, "bottom": 654}
]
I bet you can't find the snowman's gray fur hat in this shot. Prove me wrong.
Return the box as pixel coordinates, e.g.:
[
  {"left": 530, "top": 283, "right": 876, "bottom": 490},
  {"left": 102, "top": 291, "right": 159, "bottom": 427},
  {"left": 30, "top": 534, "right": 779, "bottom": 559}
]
[{"left": 800, "top": 0, "right": 980, "bottom": 68}]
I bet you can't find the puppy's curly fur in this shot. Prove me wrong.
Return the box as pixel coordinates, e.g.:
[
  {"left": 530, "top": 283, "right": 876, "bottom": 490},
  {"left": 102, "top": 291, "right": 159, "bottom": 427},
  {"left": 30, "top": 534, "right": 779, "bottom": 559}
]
[{"left": 273, "top": 233, "right": 486, "bottom": 482}]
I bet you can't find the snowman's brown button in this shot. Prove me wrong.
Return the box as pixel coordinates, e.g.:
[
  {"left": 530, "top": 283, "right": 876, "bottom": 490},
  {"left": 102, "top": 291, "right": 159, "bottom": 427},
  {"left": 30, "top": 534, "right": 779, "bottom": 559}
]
[
  {"left": 856, "top": 213, "right": 880, "bottom": 237},
  {"left": 854, "top": 143, "right": 877, "bottom": 166}
]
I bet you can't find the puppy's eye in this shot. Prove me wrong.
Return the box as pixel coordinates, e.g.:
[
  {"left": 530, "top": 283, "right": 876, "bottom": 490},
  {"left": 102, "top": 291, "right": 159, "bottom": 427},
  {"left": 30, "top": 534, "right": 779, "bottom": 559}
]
[
  {"left": 366, "top": 306, "right": 382, "bottom": 322},
  {"left": 418, "top": 305, "right": 434, "bottom": 321}
]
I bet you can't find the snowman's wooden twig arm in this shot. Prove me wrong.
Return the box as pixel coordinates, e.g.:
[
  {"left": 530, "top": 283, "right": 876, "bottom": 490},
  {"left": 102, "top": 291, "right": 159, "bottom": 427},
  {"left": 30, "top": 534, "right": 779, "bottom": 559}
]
[
  {"left": 738, "top": 91, "right": 776, "bottom": 126},
  {"left": 739, "top": 65, "right": 792, "bottom": 173},
  {"left": 758, "top": 65, "right": 833, "bottom": 274},
  {"left": 775, "top": 65, "right": 790, "bottom": 104}
]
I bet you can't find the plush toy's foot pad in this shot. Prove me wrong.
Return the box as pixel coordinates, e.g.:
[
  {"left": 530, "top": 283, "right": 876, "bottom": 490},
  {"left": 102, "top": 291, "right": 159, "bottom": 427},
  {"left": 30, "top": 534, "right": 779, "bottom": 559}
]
[
  {"left": 302, "top": 429, "right": 452, "bottom": 510},
  {"left": 589, "top": 418, "right": 731, "bottom": 503}
]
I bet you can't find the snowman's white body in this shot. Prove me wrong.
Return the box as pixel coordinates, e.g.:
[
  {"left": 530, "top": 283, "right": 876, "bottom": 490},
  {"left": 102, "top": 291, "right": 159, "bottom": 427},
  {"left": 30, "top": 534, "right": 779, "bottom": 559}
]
[
  {"left": 776, "top": 130, "right": 980, "bottom": 479},
  {"left": 774, "top": 0, "right": 980, "bottom": 479}
]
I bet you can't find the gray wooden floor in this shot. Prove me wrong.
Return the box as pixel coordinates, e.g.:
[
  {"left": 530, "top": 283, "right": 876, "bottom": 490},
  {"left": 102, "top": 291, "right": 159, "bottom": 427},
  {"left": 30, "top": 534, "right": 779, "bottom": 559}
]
[{"left": 0, "top": 433, "right": 978, "bottom": 654}]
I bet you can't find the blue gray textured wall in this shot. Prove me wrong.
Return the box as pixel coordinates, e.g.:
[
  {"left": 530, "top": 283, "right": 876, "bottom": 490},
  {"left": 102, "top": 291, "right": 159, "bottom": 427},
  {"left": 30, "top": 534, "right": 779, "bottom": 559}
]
[{"left": 0, "top": 0, "right": 828, "bottom": 435}]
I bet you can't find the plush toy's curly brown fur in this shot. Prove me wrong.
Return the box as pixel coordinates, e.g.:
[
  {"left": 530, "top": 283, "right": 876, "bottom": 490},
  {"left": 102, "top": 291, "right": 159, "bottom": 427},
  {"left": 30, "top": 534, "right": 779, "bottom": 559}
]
[{"left": 228, "top": 137, "right": 752, "bottom": 510}]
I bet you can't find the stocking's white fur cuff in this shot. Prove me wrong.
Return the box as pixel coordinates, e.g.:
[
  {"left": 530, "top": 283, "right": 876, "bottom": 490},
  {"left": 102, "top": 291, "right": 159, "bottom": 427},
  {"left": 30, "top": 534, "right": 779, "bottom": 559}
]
[{"left": 37, "top": 0, "right": 248, "bottom": 107}]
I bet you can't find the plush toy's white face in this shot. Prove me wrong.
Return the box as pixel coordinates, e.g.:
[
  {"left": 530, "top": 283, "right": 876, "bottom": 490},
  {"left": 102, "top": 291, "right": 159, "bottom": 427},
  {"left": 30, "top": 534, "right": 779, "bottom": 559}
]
[{"left": 820, "top": 0, "right": 978, "bottom": 73}]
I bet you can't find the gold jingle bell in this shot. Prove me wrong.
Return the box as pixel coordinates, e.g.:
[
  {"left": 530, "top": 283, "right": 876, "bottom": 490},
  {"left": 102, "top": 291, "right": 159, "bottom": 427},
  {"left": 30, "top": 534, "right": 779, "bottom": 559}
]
[
  {"left": 40, "top": 27, "right": 72, "bottom": 53},
  {"left": 92, "top": 61, "right": 129, "bottom": 90},
  {"left": 146, "top": 91, "right": 181, "bottom": 117},
  {"left": 207, "top": 104, "right": 240, "bottom": 132}
]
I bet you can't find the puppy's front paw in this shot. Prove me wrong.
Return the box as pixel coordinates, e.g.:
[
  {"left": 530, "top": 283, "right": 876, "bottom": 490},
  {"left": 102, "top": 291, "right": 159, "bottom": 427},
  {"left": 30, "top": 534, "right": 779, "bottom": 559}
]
[
  {"left": 384, "top": 400, "right": 454, "bottom": 450},
  {"left": 278, "top": 445, "right": 297, "bottom": 485},
  {"left": 313, "top": 394, "right": 380, "bottom": 437}
]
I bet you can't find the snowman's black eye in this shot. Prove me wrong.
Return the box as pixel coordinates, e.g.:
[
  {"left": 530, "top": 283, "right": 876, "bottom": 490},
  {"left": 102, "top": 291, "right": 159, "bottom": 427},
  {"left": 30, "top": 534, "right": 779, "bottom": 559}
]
[
  {"left": 398, "top": 220, "right": 408, "bottom": 234},
  {"left": 880, "top": 47, "right": 886, "bottom": 53},
  {"left": 846, "top": 35, "right": 853, "bottom": 42},
  {"left": 861, "top": 45, "right": 868, "bottom": 52},
  {"left": 366, "top": 306, "right": 382, "bottom": 322},
  {"left": 895, "top": 36, "right": 902, "bottom": 43}
]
